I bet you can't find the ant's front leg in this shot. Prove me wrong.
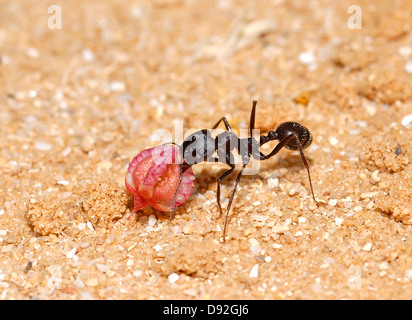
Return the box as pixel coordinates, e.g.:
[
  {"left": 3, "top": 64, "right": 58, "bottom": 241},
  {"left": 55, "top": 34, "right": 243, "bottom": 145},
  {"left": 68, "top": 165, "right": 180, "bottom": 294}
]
[
  {"left": 170, "top": 162, "right": 184, "bottom": 221},
  {"left": 216, "top": 162, "right": 235, "bottom": 219},
  {"left": 223, "top": 163, "right": 247, "bottom": 242},
  {"left": 258, "top": 133, "right": 320, "bottom": 204},
  {"left": 258, "top": 134, "right": 294, "bottom": 160},
  {"left": 213, "top": 152, "right": 235, "bottom": 219},
  {"left": 170, "top": 162, "right": 193, "bottom": 220}
]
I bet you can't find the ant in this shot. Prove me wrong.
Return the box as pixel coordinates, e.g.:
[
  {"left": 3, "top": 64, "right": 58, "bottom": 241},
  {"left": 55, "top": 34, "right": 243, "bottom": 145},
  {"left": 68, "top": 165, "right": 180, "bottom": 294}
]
[{"left": 169, "top": 100, "right": 319, "bottom": 241}]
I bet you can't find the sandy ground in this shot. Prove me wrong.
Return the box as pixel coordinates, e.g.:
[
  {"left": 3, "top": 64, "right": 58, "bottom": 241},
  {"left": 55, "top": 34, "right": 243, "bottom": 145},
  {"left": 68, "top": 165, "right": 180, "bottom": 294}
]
[{"left": 1, "top": 0, "right": 412, "bottom": 300}]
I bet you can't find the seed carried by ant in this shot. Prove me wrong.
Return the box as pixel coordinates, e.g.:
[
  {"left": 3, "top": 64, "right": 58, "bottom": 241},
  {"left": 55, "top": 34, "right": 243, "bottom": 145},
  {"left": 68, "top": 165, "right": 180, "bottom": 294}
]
[{"left": 125, "top": 145, "right": 195, "bottom": 217}]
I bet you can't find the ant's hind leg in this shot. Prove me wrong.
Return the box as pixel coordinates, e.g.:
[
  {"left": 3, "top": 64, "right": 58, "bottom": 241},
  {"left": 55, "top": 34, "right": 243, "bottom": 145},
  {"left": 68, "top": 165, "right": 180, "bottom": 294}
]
[
  {"left": 223, "top": 164, "right": 247, "bottom": 242},
  {"left": 170, "top": 162, "right": 184, "bottom": 221},
  {"left": 216, "top": 163, "right": 235, "bottom": 218},
  {"left": 261, "top": 133, "right": 319, "bottom": 205},
  {"left": 212, "top": 117, "right": 232, "bottom": 132}
]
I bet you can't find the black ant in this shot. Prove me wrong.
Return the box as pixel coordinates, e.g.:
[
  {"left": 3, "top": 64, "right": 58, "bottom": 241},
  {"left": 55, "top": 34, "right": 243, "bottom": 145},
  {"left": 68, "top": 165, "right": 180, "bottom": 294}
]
[{"left": 169, "top": 100, "right": 319, "bottom": 241}]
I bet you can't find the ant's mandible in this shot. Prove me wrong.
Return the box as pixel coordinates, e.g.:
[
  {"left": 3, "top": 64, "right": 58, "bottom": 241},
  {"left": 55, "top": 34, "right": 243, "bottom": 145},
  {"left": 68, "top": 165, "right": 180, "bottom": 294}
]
[{"left": 169, "top": 100, "right": 319, "bottom": 241}]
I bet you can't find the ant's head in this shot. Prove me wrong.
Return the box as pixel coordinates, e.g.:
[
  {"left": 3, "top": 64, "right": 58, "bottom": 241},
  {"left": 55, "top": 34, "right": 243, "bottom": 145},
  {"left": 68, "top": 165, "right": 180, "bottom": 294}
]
[{"left": 275, "top": 121, "right": 313, "bottom": 150}]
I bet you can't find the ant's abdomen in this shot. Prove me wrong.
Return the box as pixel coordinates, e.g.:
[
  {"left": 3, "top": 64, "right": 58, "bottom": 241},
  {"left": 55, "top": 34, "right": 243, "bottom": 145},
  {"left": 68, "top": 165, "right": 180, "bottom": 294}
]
[{"left": 275, "top": 121, "right": 313, "bottom": 150}]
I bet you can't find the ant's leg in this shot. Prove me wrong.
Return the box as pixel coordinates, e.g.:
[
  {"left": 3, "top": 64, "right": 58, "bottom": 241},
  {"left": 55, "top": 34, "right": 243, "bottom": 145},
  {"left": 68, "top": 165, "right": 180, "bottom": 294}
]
[
  {"left": 166, "top": 145, "right": 185, "bottom": 220},
  {"left": 260, "top": 133, "right": 318, "bottom": 204},
  {"left": 295, "top": 140, "right": 318, "bottom": 204},
  {"left": 216, "top": 163, "right": 235, "bottom": 218},
  {"left": 249, "top": 100, "right": 257, "bottom": 138},
  {"left": 170, "top": 162, "right": 184, "bottom": 220},
  {"left": 222, "top": 163, "right": 247, "bottom": 242},
  {"left": 212, "top": 117, "right": 232, "bottom": 132},
  {"left": 159, "top": 141, "right": 180, "bottom": 147},
  {"left": 262, "top": 134, "right": 294, "bottom": 159},
  {"left": 170, "top": 161, "right": 194, "bottom": 220}
]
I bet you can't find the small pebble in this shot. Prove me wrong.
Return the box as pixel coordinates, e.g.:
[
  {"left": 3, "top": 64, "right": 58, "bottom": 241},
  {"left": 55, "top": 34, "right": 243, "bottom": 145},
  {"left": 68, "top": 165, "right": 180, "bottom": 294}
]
[
  {"left": 82, "top": 48, "right": 95, "bottom": 62},
  {"left": 308, "top": 202, "right": 318, "bottom": 211},
  {"left": 362, "top": 242, "right": 372, "bottom": 252},
  {"left": 267, "top": 177, "right": 279, "bottom": 189},
  {"left": 81, "top": 135, "right": 95, "bottom": 152},
  {"left": 379, "top": 262, "right": 389, "bottom": 271},
  {"left": 80, "top": 291, "right": 94, "bottom": 300},
  {"left": 371, "top": 170, "right": 380, "bottom": 183},
  {"left": 398, "top": 46, "right": 412, "bottom": 57},
  {"left": 289, "top": 198, "right": 300, "bottom": 208},
  {"left": 329, "top": 137, "right": 339, "bottom": 146},
  {"left": 360, "top": 191, "right": 378, "bottom": 199},
  {"left": 26, "top": 47, "right": 39, "bottom": 58},
  {"left": 34, "top": 141, "right": 52, "bottom": 151},
  {"left": 288, "top": 188, "right": 297, "bottom": 196},
  {"left": 86, "top": 222, "right": 94, "bottom": 231},
  {"left": 80, "top": 242, "right": 90, "bottom": 249},
  {"left": 73, "top": 278, "right": 84, "bottom": 288},
  {"left": 249, "top": 238, "right": 259, "bottom": 247},
  {"left": 66, "top": 248, "right": 77, "bottom": 259},
  {"left": 110, "top": 81, "right": 126, "bottom": 92},
  {"left": 272, "top": 225, "right": 289, "bottom": 234},
  {"left": 168, "top": 273, "right": 180, "bottom": 284},
  {"left": 85, "top": 278, "right": 99, "bottom": 287},
  {"left": 183, "top": 288, "right": 198, "bottom": 297},
  {"left": 96, "top": 263, "right": 110, "bottom": 273},
  {"left": 97, "top": 160, "right": 113, "bottom": 174},
  {"left": 334, "top": 217, "right": 344, "bottom": 226},
  {"left": 249, "top": 264, "right": 259, "bottom": 278},
  {"left": 328, "top": 199, "right": 338, "bottom": 206},
  {"left": 250, "top": 245, "right": 261, "bottom": 255},
  {"left": 401, "top": 114, "right": 412, "bottom": 129},
  {"left": 77, "top": 223, "right": 86, "bottom": 230},
  {"left": 251, "top": 214, "right": 269, "bottom": 222},
  {"left": 353, "top": 206, "right": 362, "bottom": 212},
  {"left": 404, "top": 270, "right": 412, "bottom": 279},
  {"left": 61, "top": 147, "right": 72, "bottom": 157},
  {"left": 182, "top": 222, "right": 194, "bottom": 234},
  {"left": 299, "top": 52, "right": 316, "bottom": 65},
  {"left": 148, "top": 215, "right": 157, "bottom": 227},
  {"left": 404, "top": 61, "right": 412, "bottom": 74},
  {"left": 133, "top": 270, "right": 143, "bottom": 277},
  {"left": 244, "top": 224, "right": 256, "bottom": 236}
]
